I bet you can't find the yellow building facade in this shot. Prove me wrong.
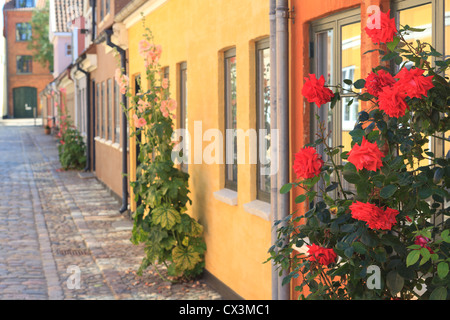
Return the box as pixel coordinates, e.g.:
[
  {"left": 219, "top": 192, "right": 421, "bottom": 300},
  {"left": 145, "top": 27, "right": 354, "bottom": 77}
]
[{"left": 119, "top": 0, "right": 272, "bottom": 299}]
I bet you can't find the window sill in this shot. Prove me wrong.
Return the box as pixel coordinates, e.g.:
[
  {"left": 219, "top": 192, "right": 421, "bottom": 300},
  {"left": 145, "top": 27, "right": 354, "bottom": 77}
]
[
  {"left": 213, "top": 188, "right": 238, "bottom": 206},
  {"left": 243, "top": 200, "right": 271, "bottom": 221}
]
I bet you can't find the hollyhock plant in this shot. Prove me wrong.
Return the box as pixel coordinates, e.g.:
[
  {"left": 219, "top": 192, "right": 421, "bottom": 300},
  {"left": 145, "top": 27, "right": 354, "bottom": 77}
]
[
  {"left": 293, "top": 146, "right": 324, "bottom": 179},
  {"left": 117, "top": 25, "right": 206, "bottom": 282},
  {"left": 302, "top": 74, "right": 334, "bottom": 107},
  {"left": 133, "top": 114, "right": 147, "bottom": 129},
  {"left": 271, "top": 9, "right": 449, "bottom": 300}
]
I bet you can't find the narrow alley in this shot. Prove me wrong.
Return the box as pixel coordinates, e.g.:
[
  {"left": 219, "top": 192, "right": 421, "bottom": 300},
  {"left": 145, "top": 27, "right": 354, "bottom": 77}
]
[{"left": 0, "top": 119, "right": 222, "bottom": 300}]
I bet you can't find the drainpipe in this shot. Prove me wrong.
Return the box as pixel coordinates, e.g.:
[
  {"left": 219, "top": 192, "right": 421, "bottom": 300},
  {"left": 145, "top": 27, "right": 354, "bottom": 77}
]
[
  {"left": 269, "top": 0, "right": 279, "bottom": 301},
  {"left": 276, "top": 0, "right": 290, "bottom": 301},
  {"left": 104, "top": 28, "right": 129, "bottom": 214},
  {"left": 76, "top": 62, "right": 91, "bottom": 172}
]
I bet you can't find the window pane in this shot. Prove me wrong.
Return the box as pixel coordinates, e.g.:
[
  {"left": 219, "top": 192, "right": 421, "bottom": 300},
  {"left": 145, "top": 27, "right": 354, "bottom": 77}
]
[
  {"left": 314, "top": 30, "right": 334, "bottom": 153},
  {"left": 445, "top": 0, "right": 450, "bottom": 158},
  {"left": 96, "top": 83, "right": 100, "bottom": 136},
  {"left": 341, "top": 22, "right": 361, "bottom": 153},
  {"left": 180, "top": 63, "right": 188, "bottom": 172},
  {"left": 114, "top": 82, "right": 120, "bottom": 144},
  {"left": 17, "top": 56, "right": 32, "bottom": 73},
  {"left": 101, "top": 82, "right": 105, "bottom": 138},
  {"left": 399, "top": 4, "right": 432, "bottom": 62},
  {"left": 257, "top": 46, "right": 271, "bottom": 198},
  {"left": 16, "top": 23, "right": 32, "bottom": 41},
  {"left": 107, "top": 79, "right": 112, "bottom": 140},
  {"left": 398, "top": 4, "right": 432, "bottom": 169},
  {"left": 16, "top": 0, "right": 34, "bottom": 8},
  {"left": 225, "top": 52, "right": 237, "bottom": 188}
]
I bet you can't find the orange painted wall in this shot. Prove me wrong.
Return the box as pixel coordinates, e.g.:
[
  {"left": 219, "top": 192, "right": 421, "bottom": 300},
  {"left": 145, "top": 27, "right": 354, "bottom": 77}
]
[{"left": 289, "top": 0, "right": 390, "bottom": 299}]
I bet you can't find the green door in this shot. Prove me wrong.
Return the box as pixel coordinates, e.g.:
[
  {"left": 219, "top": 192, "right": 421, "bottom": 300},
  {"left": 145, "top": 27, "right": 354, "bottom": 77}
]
[{"left": 13, "top": 87, "right": 37, "bottom": 118}]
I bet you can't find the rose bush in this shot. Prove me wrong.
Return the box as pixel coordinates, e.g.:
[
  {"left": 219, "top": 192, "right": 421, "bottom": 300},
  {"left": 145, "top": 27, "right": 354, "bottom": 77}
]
[{"left": 269, "top": 15, "right": 450, "bottom": 300}]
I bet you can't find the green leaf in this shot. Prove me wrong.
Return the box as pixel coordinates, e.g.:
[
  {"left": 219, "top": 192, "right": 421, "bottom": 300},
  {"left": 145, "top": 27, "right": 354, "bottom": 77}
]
[
  {"left": 437, "top": 262, "right": 449, "bottom": 279},
  {"left": 419, "top": 187, "right": 433, "bottom": 200},
  {"left": 353, "top": 79, "right": 366, "bottom": 90},
  {"left": 280, "top": 183, "right": 293, "bottom": 194},
  {"left": 352, "top": 241, "right": 367, "bottom": 255},
  {"left": 172, "top": 245, "right": 202, "bottom": 272},
  {"left": 386, "top": 270, "right": 404, "bottom": 296},
  {"left": 406, "top": 250, "right": 420, "bottom": 267},
  {"left": 151, "top": 205, "right": 181, "bottom": 229},
  {"left": 295, "top": 194, "right": 307, "bottom": 204},
  {"left": 381, "top": 51, "right": 399, "bottom": 61},
  {"left": 419, "top": 247, "right": 431, "bottom": 265},
  {"left": 380, "top": 185, "right": 397, "bottom": 199},
  {"left": 441, "top": 229, "right": 450, "bottom": 243},
  {"left": 429, "top": 286, "right": 447, "bottom": 300},
  {"left": 343, "top": 171, "right": 360, "bottom": 184},
  {"left": 387, "top": 37, "right": 400, "bottom": 52}
]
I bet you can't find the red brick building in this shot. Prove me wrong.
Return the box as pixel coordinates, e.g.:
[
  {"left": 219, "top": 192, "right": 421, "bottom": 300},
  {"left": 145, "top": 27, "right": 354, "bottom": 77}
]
[{"left": 3, "top": 0, "right": 53, "bottom": 118}]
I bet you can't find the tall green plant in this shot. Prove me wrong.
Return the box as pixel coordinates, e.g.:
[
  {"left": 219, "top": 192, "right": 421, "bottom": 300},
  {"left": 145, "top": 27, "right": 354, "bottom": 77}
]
[
  {"left": 116, "top": 25, "right": 206, "bottom": 281},
  {"left": 269, "top": 11, "right": 450, "bottom": 300},
  {"left": 27, "top": 0, "right": 53, "bottom": 72}
]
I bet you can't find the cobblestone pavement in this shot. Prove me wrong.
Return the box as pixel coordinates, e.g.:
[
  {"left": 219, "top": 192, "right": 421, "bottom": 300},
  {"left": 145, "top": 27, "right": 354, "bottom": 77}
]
[{"left": 0, "top": 120, "right": 222, "bottom": 300}]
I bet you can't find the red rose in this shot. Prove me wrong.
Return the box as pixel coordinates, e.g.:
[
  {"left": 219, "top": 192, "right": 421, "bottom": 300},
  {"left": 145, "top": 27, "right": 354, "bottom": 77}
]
[
  {"left": 378, "top": 85, "right": 409, "bottom": 118},
  {"left": 365, "top": 10, "right": 397, "bottom": 44},
  {"left": 394, "top": 67, "right": 434, "bottom": 99},
  {"left": 301, "top": 74, "right": 334, "bottom": 108},
  {"left": 364, "top": 69, "right": 396, "bottom": 97},
  {"left": 293, "top": 146, "right": 324, "bottom": 179},
  {"left": 306, "top": 244, "right": 337, "bottom": 266},
  {"left": 347, "top": 137, "right": 385, "bottom": 172},
  {"left": 350, "top": 201, "right": 399, "bottom": 231}
]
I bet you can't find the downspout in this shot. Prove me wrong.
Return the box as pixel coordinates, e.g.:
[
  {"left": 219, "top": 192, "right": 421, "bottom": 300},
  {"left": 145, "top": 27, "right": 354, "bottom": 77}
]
[
  {"left": 76, "top": 62, "right": 91, "bottom": 172},
  {"left": 90, "top": 0, "right": 96, "bottom": 42},
  {"left": 276, "top": 0, "right": 290, "bottom": 301},
  {"left": 269, "top": 0, "right": 279, "bottom": 301},
  {"left": 104, "top": 29, "right": 129, "bottom": 214}
]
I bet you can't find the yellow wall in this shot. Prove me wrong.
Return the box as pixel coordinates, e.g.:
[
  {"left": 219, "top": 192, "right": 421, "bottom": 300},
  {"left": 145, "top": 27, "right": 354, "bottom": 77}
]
[{"left": 126, "top": 0, "right": 271, "bottom": 299}]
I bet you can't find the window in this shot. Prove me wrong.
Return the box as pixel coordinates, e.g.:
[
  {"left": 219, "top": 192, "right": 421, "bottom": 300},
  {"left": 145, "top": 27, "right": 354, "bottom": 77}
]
[
  {"left": 179, "top": 62, "right": 188, "bottom": 172},
  {"left": 102, "top": 82, "right": 106, "bottom": 138},
  {"left": 65, "top": 44, "right": 72, "bottom": 56},
  {"left": 100, "top": 0, "right": 104, "bottom": 20},
  {"left": 391, "top": 0, "right": 450, "bottom": 227},
  {"left": 256, "top": 39, "right": 271, "bottom": 202},
  {"left": 114, "top": 81, "right": 120, "bottom": 144},
  {"left": 224, "top": 48, "right": 237, "bottom": 191},
  {"left": 16, "top": 0, "right": 34, "bottom": 8},
  {"left": 107, "top": 79, "right": 112, "bottom": 140},
  {"left": 77, "top": 88, "right": 82, "bottom": 132},
  {"left": 106, "top": 0, "right": 110, "bottom": 15},
  {"left": 16, "top": 23, "right": 31, "bottom": 41},
  {"left": 17, "top": 55, "right": 32, "bottom": 74},
  {"left": 162, "top": 66, "right": 170, "bottom": 99},
  {"left": 96, "top": 83, "right": 100, "bottom": 137},
  {"left": 311, "top": 9, "right": 361, "bottom": 157}
]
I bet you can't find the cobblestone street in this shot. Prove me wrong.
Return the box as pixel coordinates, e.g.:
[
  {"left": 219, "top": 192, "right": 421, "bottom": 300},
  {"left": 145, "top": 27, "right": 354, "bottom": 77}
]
[{"left": 0, "top": 120, "right": 222, "bottom": 300}]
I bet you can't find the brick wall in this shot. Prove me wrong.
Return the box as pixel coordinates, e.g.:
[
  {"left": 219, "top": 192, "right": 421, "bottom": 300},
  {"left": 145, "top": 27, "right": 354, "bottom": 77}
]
[{"left": 4, "top": 9, "right": 54, "bottom": 117}]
